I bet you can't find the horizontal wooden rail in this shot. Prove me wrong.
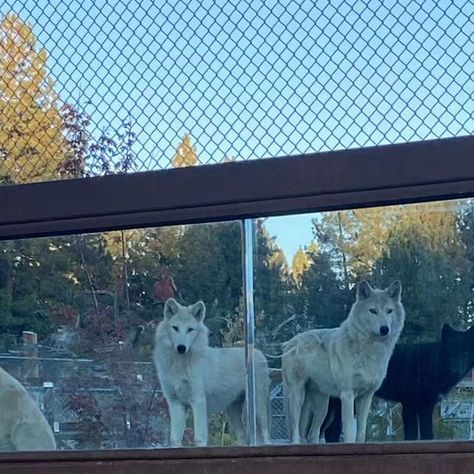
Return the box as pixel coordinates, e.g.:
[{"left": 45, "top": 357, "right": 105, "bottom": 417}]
[
  {"left": 0, "top": 136, "right": 473, "bottom": 239},
  {"left": 0, "top": 441, "right": 474, "bottom": 473}
]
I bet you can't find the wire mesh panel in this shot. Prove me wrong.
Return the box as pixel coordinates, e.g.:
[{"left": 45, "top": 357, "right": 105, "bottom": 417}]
[
  {"left": 0, "top": 0, "right": 472, "bottom": 183},
  {"left": 270, "top": 382, "right": 289, "bottom": 443}
]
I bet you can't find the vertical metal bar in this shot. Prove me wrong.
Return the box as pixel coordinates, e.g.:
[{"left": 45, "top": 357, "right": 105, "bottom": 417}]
[{"left": 242, "top": 218, "right": 257, "bottom": 446}]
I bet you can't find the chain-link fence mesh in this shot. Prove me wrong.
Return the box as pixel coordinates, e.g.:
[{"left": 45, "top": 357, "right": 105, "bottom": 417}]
[
  {"left": 0, "top": 0, "right": 472, "bottom": 183},
  {"left": 2, "top": 348, "right": 291, "bottom": 447}
]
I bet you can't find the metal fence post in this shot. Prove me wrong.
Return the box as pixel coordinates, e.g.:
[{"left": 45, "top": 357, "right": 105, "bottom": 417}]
[{"left": 242, "top": 219, "right": 257, "bottom": 446}]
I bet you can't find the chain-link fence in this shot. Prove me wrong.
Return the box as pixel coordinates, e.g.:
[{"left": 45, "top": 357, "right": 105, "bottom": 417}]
[
  {"left": 0, "top": 0, "right": 472, "bottom": 183},
  {"left": 2, "top": 347, "right": 291, "bottom": 447}
]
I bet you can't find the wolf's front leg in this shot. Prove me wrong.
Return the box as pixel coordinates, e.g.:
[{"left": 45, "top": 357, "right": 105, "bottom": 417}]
[
  {"left": 355, "top": 392, "right": 374, "bottom": 442},
  {"left": 340, "top": 390, "right": 355, "bottom": 443},
  {"left": 192, "top": 397, "right": 208, "bottom": 447},
  {"left": 168, "top": 400, "right": 187, "bottom": 447}
]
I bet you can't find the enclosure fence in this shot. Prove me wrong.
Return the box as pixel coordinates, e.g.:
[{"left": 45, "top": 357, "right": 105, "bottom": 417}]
[{"left": 0, "top": 0, "right": 472, "bottom": 183}]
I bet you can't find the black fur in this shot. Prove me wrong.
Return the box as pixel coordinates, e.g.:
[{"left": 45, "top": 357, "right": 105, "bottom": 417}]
[{"left": 322, "top": 324, "right": 474, "bottom": 441}]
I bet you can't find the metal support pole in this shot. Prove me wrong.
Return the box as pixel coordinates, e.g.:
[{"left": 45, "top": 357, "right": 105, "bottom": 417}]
[{"left": 242, "top": 218, "right": 257, "bottom": 446}]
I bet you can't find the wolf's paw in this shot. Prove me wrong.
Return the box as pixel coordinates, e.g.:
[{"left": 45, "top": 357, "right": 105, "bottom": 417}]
[{"left": 169, "top": 440, "right": 183, "bottom": 448}]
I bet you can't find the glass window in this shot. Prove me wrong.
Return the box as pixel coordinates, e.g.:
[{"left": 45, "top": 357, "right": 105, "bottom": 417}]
[
  {"left": 0, "top": 221, "right": 248, "bottom": 451},
  {"left": 4, "top": 197, "right": 474, "bottom": 452},
  {"left": 256, "top": 199, "right": 474, "bottom": 444}
]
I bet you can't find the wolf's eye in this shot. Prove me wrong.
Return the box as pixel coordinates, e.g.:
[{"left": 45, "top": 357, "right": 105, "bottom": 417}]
[
  {"left": 187, "top": 328, "right": 194, "bottom": 333},
  {"left": 172, "top": 326, "right": 179, "bottom": 332},
  {"left": 369, "top": 308, "right": 377, "bottom": 314},
  {"left": 387, "top": 308, "right": 394, "bottom": 314}
]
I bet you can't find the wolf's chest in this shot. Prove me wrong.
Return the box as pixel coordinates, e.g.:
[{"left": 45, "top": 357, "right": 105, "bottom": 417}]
[
  {"left": 162, "top": 358, "right": 202, "bottom": 403},
  {"left": 351, "top": 369, "right": 383, "bottom": 393},
  {"left": 349, "top": 349, "right": 390, "bottom": 392},
  {"left": 168, "top": 375, "right": 196, "bottom": 404}
]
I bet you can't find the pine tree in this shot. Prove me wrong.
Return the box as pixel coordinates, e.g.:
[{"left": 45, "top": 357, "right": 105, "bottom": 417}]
[
  {"left": 374, "top": 201, "right": 471, "bottom": 341},
  {"left": 313, "top": 208, "right": 396, "bottom": 287},
  {"left": 299, "top": 248, "right": 350, "bottom": 330}
]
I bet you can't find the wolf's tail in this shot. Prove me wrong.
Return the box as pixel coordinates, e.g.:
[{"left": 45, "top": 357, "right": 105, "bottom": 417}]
[{"left": 264, "top": 344, "right": 297, "bottom": 359}]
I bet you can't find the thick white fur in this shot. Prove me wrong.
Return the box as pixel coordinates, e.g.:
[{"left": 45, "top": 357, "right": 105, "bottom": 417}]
[
  {"left": 0, "top": 366, "right": 56, "bottom": 451},
  {"left": 282, "top": 281, "right": 405, "bottom": 444},
  {"left": 154, "top": 298, "right": 270, "bottom": 447}
]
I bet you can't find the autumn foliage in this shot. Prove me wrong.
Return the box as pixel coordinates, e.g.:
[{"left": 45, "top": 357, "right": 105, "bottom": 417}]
[{"left": 0, "top": 13, "right": 66, "bottom": 183}]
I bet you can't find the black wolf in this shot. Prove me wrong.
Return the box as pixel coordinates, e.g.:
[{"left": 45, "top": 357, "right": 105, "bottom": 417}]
[{"left": 320, "top": 324, "right": 474, "bottom": 441}]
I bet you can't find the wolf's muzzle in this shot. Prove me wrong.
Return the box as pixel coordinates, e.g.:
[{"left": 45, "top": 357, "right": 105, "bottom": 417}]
[
  {"left": 380, "top": 326, "right": 389, "bottom": 336},
  {"left": 177, "top": 344, "right": 187, "bottom": 353}
]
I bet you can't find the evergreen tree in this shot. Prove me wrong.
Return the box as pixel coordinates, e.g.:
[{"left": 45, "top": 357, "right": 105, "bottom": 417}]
[
  {"left": 374, "top": 201, "right": 471, "bottom": 341},
  {"left": 299, "top": 246, "right": 351, "bottom": 331}
]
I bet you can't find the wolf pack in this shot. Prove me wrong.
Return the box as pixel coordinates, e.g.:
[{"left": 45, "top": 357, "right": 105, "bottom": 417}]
[
  {"left": 1, "top": 279, "right": 474, "bottom": 451},
  {"left": 153, "top": 280, "right": 474, "bottom": 447}
]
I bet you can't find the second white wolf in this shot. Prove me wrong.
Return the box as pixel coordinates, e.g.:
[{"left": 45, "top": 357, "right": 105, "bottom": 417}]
[
  {"left": 154, "top": 298, "right": 271, "bottom": 447},
  {"left": 282, "top": 280, "right": 405, "bottom": 444}
]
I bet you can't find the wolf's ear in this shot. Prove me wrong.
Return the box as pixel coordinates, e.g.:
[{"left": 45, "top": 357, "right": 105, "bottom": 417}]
[
  {"left": 190, "top": 301, "right": 206, "bottom": 322},
  {"left": 387, "top": 280, "right": 402, "bottom": 301},
  {"left": 163, "top": 298, "right": 180, "bottom": 320},
  {"left": 357, "top": 280, "right": 372, "bottom": 301},
  {"left": 442, "top": 324, "right": 455, "bottom": 338}
]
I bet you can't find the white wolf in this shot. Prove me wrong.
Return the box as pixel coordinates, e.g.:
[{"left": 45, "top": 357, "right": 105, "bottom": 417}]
[
  {"left": 282, "top": 280, "right": 405, "bottom": 444},
  {"left": 154, "top": 298, "right": 271, "bottom": 447},
  {"left": 0, "top": 366, "right": 56, "bottom": 451}
]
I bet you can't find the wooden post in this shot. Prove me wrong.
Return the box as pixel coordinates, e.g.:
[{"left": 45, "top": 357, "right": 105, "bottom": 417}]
[{"left": 22, "top": 330, "right": 39, "bottom": 379}]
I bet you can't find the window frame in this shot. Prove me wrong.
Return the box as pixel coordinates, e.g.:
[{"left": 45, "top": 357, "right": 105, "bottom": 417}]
[
  {"left": 0, "top": 136, "right": 473, "bottom": 240},
  {"left": 0, "top": 135, "right": 473, "bottom": 472}
]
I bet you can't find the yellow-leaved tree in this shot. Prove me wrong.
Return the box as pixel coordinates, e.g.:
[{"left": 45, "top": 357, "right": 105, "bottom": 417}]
[
  {"left": 292, "top": 246, "right": 312, "bottom": 284},
  {"left": 172, "top": 133, "right": 198, "bottom": 168},
  {"left": 0, "top": 13, "right": 66, "bottom": 183}
]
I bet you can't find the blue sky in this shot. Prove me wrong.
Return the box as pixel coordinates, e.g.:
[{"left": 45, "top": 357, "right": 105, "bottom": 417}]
[
  {"left": 265, "top": 213, "right": 317, "bottom": 260},
  {"left": 2, "top": 0, "right": 472, "bottom": 171},
  {"left": 1, "top": 0, "right": 473, "bottom": 256}
]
